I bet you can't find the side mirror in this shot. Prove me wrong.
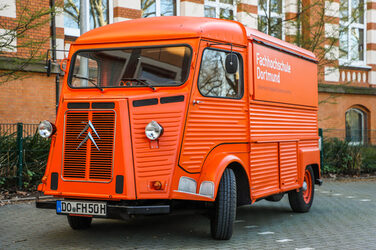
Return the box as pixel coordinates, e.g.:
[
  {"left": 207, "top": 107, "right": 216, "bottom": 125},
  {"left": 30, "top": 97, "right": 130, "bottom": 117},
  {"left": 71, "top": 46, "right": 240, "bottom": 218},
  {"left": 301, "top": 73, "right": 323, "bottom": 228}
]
[
  {"left": 225, "top": 53, "right": 238, "bottom": 74},
  {"left": 60, "top": 58, "right": 68, "bottom": 73},
  {"left": 46, "top": 59, "right": 51, "bottom": 77}
]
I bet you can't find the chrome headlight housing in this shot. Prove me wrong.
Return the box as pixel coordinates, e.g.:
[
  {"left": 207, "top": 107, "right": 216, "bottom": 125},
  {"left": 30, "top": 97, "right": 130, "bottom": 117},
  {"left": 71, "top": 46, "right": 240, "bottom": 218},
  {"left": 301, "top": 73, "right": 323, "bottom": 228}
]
[
  {"left": 145, "top": 121, "right": 163, "bottom": 140},
  {"left": 38, "top": 120, "right": 55, "bottom": 138}
]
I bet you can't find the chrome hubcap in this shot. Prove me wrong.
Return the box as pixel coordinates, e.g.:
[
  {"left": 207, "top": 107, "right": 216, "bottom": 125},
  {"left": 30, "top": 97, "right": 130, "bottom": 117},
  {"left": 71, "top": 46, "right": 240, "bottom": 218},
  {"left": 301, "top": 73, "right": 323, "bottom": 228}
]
[{"left": 302, "top": 181, "right": 308, "bottom": 191}]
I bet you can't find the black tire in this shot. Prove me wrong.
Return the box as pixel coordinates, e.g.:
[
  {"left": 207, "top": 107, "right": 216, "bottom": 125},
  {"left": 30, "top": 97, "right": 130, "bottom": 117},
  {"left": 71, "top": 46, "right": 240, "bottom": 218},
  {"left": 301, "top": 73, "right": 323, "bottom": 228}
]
[
  {"left": 67, "top": 215, "right": 92, "bottom": 230},
  {"left": 265, "top": 193, "right": 284, "bottom": 202},
  {"left": 210, "top": 168, "right": 237, "bottom": 240},
  {"left": 288, "top": 166, "right": 315, "bottom": 213}
]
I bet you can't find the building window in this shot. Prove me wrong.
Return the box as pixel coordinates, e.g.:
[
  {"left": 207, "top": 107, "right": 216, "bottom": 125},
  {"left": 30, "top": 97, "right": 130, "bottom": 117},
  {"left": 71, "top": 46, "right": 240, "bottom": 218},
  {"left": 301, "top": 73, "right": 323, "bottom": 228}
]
[
  {"left": 345, "top": 108, "right": 367, "bottom": 144},
  {"left": 258, "top": 0, "right": 283, "bottom": 39},
  {"left": 64, "top": 0, "right": 113, "bottom": 37},
  {"left": 198, "top": 49, "right": 242, "bottom": 98},
  {"left": 141, "top": 0, "right": 180, "bottom": 18},
  {"left": 204, "top": 0, "right": 236, "bottom": 20},
  {"left": 339, "top": 0, "right": 366, "bottom": 65}
]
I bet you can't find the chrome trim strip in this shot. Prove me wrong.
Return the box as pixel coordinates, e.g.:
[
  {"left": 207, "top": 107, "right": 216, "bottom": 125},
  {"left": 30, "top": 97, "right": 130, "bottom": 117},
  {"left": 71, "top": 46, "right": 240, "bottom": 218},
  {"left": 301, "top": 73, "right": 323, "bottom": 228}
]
[{"left": 173, "top": 190, "right": 214, "bottom": 199}]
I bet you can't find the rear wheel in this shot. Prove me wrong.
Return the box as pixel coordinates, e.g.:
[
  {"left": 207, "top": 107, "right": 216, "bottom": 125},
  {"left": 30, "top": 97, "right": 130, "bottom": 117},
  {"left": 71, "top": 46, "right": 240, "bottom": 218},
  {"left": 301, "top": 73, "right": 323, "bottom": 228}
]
[
  {"left": 67, "top": 215, "right": 92, "bottom": 230},
  {"left": 210, "top": 168, "right": 237, "bottom": 240},
  {"left": 288, "top": 166, "right": 314, "bottom": 212}
]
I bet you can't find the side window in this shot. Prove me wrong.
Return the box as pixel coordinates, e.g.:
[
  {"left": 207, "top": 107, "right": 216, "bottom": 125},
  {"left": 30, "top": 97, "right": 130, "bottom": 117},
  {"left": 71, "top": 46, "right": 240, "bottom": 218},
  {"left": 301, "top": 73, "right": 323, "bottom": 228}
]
[
  {"left": 198, "top": 49, "right": 242, "bottom": 98},
  {"left": 71, "top": 53, "right": 99, "bottom": 88}
]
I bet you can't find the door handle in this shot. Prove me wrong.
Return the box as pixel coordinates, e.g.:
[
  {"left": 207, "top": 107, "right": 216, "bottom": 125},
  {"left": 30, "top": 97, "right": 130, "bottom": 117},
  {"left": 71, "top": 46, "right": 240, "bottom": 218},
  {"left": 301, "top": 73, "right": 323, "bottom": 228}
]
[{"left": 193, "top": 100, "right": 204, "bottom": 105}]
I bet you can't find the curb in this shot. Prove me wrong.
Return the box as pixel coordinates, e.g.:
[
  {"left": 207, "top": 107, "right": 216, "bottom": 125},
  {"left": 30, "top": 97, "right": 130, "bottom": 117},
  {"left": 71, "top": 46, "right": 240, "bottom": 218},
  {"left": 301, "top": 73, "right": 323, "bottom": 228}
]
[
  {"left": 0, "top": 195, "right": 54, "bottom": 205},
  {"left": 323, "top": 176, "right": 376, "bottom": 182}
]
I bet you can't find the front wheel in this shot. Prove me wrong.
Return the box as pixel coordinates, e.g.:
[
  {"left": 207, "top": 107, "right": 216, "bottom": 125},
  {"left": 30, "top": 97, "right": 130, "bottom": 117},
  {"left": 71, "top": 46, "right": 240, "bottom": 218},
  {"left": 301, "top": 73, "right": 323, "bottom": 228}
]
[
  {"left": 210, "top": 168, "right": 237, "bottom": 240},
  {"left": 67, "top": 215, "right": 92, "bottom": 230},
  {"left": 288, "top": 166, "right": 315, "bottom": 213}
]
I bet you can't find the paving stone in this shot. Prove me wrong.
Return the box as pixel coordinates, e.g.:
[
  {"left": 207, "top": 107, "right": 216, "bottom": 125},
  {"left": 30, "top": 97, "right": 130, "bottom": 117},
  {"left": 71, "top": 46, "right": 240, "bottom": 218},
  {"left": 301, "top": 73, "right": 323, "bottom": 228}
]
[{"left": 0, "top": 179, "right": 375, "bottom": 249}]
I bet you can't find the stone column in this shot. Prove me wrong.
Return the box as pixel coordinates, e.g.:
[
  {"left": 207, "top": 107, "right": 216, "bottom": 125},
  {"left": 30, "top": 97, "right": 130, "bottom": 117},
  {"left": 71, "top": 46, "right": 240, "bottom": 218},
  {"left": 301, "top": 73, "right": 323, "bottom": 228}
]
[
  {"left": 323, "top": 0, "right": 340, "bottom": 83},
  {"left": 367, "top": 0, "right": 376, "bottom": 85},
  {"left": 284, "top": 0, "right": 298, "bottom": 43},
  {"left": 113, "top": 0, "right": 142, "bottom": 22},
  {"left": 180, "top": 0, "right": 204, "bottom": 17},
  {"left": 236, "top": 0, "right": 258, "bottom": 29}
]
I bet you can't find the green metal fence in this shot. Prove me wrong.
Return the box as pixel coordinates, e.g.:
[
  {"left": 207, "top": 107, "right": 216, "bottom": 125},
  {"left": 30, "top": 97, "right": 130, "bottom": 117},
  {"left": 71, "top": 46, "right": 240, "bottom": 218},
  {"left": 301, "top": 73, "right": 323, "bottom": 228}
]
[
  {"left": 0, "top": 123, "right": 50, "bottom": 190},
  {"left": 1, "top": 123, "right": 375, "bottom": 190}
]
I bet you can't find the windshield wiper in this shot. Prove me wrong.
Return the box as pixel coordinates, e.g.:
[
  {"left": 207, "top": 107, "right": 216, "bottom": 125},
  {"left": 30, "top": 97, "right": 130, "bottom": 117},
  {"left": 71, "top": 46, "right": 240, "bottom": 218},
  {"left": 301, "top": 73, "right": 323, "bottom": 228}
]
[
  {"left": 73, "top": 74, "right": 103, "bottom": 92},
  {"left": 121, "top": 78, "right": 156, "bottom": 91}
]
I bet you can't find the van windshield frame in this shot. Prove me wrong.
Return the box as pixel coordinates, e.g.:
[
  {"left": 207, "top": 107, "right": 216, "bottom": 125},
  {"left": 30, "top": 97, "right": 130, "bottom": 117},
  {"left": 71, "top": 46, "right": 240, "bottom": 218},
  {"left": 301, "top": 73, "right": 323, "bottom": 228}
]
[{"left": 67, "top": 44, "right": 193, "bottom": 90}]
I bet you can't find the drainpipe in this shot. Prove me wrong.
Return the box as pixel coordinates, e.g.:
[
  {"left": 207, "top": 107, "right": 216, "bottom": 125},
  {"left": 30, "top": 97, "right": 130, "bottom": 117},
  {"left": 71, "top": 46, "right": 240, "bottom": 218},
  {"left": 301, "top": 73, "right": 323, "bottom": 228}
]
[
  {"left": 50, "top": 0, "right": 59, "bottom": 113},
  {"left": 79, "top": 0, "right": 89, "bottom": 86}
]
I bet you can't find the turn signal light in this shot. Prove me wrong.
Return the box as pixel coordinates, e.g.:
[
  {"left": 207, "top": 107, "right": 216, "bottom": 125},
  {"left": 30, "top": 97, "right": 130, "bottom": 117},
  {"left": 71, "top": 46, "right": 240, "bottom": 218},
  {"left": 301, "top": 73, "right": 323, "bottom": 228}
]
[
  {"left": 153, "top": 181, "right": 162, "bottom": 190},
  {"left": 41, "top": 176, "right": 47, "bottom": 184}
]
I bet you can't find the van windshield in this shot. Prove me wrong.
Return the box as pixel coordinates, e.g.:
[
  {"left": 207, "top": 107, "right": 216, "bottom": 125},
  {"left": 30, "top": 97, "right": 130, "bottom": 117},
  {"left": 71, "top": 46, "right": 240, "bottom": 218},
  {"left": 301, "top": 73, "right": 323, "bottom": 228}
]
[{"left": 68, "top": 45, "right": 192, "bottom": 89}]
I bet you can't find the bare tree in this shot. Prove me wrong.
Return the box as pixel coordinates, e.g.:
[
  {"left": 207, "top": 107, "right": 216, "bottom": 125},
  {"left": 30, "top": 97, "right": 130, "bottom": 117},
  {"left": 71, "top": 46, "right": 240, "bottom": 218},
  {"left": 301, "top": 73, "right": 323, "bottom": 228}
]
[
  {"left": 0, "top": 0, "right": 56, "bottom": 84},
  {"left": 256, "top": 0, "right": 364, "bottom": 84},
  {"left": 64, "top": 0, "right": 107, "bottom": 29}
]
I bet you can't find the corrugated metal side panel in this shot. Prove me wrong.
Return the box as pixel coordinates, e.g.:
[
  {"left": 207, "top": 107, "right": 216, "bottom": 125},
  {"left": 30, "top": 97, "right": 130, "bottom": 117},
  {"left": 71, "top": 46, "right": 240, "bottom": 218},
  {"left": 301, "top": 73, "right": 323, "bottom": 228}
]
[
  {"left": 299, "top": 140, "right": 319, "bottom": 149},
  {"left": 130, "top": 99, "right": 186, "bottom": 198},
  {"left": 249, "top": 103, "right": 318, "bottom": 198},
  {"left": 249, "top": 142, "right": 279, "bottom": 198},
  {"left": 280, "top": 141, "right": 298, "bottom": 190},
  {"left": 132, "top": 110, "right": 184, "bottom": 177},
  {"left": 179, "top": 98, "right": 248, "bottom": 173},
  {"left": 250, "top": 103, "right": 317, "bottom": 139}
]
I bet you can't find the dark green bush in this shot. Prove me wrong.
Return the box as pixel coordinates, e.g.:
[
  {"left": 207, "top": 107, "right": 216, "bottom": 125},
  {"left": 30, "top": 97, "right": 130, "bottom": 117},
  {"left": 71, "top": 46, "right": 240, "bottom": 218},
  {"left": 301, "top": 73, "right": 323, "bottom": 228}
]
[
  {"left": 360, "top": 146, "right": 376, "bottom": 174},
  {"left": 322, "top": 138, "right": 376, "bottom": 175},
  {"left": 21, "top": 134, "right": 51, "bottom": 190},
  {"left": 0, "top": 132, "right": 50, "bottom": 192}
]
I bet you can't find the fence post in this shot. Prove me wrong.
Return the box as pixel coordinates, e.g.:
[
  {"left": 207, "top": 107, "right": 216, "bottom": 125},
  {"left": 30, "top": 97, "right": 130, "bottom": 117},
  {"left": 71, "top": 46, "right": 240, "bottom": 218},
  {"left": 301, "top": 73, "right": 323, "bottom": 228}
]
[
  {"left": 17, "top": 123, "right": 23, "bottom": 189},
  {"left": 319, "top": 128, "right": 324, "bottom": 169}
]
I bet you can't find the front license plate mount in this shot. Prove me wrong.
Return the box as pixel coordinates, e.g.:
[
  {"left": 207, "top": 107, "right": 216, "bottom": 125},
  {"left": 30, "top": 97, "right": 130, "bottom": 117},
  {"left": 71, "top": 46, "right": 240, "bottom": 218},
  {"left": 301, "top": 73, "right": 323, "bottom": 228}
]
[{"left": 56, "top": 200, "right": 107, "bottom": 217}]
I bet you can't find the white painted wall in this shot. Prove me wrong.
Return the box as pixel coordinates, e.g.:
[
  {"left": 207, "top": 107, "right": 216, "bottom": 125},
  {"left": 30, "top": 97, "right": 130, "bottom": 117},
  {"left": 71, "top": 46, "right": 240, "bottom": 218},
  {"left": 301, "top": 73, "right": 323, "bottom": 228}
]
[
  {"left": 0, "top": 0, "right": 16, "bottom": 18},
  {"left": 324, "top": 66, "right": 340, "bottom": 82},
  {"left": 180, "top": 1, "right": 204, "bottom": 17}
]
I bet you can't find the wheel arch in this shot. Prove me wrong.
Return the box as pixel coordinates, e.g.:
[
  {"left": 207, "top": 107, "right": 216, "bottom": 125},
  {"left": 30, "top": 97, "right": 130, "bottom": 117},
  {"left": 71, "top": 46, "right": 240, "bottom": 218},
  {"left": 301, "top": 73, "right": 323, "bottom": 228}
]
[
  {"left": 299, "top": 148, "right": 320, "bottom": 185},
  {"left": 199, "top": 151, "right": 250, "bottom": 203},
  {"left": 228, "top": 162, "right": 251, "bottom": 206},
  {"left": 309, "top": 163, "right": 321, "bottom": 185}
]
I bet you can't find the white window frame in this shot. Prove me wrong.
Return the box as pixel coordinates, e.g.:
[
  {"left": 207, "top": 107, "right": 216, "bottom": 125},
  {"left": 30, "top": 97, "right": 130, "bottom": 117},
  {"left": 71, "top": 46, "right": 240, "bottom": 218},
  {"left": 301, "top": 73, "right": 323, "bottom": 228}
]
[
  {"left": 204, "top": 0, "right": 237, "bottom": 20},
  {"left": 257, "top": 0, "right": 285, "bottom": 39},
  {"left": 346, "top": 108, "right": 365, "bottom": 145},
  {"left": 142, "top": 0, "right": 180, "bottom": 17},
  {"left": 339, "top": 0, "right": 366, "bottom": 67},
  {"left": 64, "top": 0, "right": 113, "bottom": 37}
]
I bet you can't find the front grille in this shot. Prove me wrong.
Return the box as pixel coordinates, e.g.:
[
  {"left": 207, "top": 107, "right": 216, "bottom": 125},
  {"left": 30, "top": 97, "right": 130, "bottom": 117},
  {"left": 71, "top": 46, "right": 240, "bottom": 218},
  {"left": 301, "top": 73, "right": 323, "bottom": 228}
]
[
  {"left": 63, "top": 112, "right": 88, "bottom": 178},
  {"left": 89, "top": 112, "right": 115, "bottom": 179},
  {"left": 63, "top": 109, "right": 115, "bottom": 181}
]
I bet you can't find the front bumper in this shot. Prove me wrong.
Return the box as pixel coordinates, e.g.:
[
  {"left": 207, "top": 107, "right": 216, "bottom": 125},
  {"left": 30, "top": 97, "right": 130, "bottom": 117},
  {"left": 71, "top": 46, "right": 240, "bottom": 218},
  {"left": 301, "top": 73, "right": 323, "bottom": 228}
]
[{"left": 36, "top": 200, "right": 170, "bottom": 218}]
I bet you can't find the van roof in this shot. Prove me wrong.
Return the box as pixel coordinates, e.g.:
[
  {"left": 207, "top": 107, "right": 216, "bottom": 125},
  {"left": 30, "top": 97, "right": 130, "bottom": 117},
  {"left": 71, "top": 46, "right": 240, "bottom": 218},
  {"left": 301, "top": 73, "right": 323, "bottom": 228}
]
[{"left": 75, "top": 16, "right": 317, "bottom": 62}]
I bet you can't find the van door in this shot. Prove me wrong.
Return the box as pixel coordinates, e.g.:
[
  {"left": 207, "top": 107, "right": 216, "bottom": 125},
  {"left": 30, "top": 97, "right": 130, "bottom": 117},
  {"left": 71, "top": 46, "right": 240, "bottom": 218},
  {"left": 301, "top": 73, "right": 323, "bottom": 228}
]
[{"left": 179, "top": 41, "right": 249, "bottom": 174}]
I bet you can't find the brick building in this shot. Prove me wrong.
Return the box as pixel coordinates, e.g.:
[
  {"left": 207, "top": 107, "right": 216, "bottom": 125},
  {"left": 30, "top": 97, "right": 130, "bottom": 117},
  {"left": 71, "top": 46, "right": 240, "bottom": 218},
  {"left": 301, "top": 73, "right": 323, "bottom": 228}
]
[{"left": 0, "top": 0, "right": 375, "bottom": 144}]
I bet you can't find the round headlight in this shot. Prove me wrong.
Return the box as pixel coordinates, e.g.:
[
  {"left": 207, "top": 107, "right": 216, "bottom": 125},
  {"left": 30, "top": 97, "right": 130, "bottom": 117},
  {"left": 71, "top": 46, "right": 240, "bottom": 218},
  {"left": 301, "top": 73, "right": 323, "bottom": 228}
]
[
  {"left": 38, "top": 120, "right": 54, "bottom": 138},
  {"left": 145, "top": 121, "right": 163, "bottom": 140}
]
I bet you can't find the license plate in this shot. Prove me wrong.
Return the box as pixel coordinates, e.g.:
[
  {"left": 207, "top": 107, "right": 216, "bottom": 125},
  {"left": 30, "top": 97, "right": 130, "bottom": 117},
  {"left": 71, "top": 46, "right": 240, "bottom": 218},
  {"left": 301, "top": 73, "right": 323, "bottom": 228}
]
[{"left": 56, "top": 200, "right": 107, "bottom": 216}]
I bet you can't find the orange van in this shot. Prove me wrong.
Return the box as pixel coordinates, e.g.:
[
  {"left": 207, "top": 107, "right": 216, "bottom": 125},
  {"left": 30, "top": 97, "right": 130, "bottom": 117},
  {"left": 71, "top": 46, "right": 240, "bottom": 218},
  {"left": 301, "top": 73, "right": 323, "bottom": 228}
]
[{"left": 36, "top": 16, "right": 322, "bottom": 240}]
